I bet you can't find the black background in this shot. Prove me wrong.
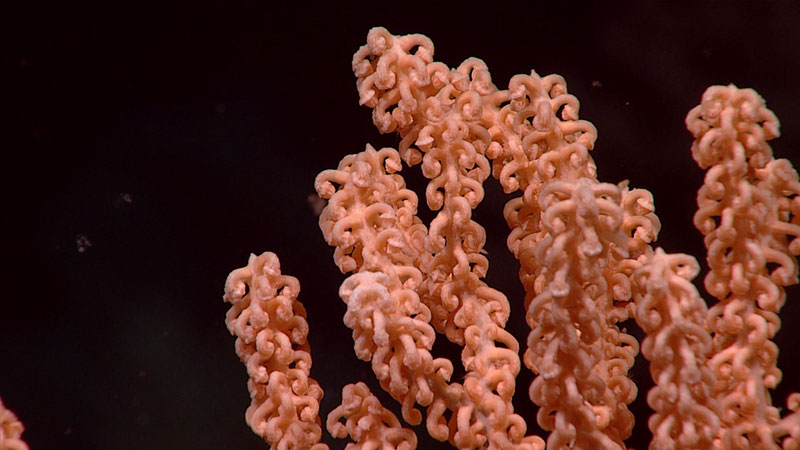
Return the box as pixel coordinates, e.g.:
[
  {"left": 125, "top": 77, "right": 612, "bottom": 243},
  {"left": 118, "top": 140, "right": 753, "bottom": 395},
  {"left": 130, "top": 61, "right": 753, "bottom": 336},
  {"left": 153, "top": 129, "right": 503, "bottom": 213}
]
[{"left": 2, "top": 1, "right": 800, "bottom": 449}]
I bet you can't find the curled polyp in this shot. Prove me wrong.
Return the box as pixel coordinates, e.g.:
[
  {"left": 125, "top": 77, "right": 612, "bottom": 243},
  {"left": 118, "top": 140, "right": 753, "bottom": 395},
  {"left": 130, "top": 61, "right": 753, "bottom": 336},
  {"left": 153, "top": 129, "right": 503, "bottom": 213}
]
[
  {"left": 469, "top": 67, "right": 495, "bottom": 97},
  {"left": 449, "top": 70, "right": 470, "bottom": 94},
  {"left": 224, "top": 265, "right": 251, "bottom": 301},
  {"left": 479, "top": 393, "right": 508, "bottom": 426},
  {"left": 694, "top": 127, "right": 732, "bottom": 169},
  {"left": 508, "top": 73, "right": 544, "bottom": 108},
  {"left": 413, "top": 374, "right": 434, "bottom": 406},
  {"left": 560, "top": 118, "right": 597, "bottom": 148},
  {"left": 435, "top": 84, "right": 460, "bottom": 110},
  {"left": 449, "top": 139, "right": 478, "bottom": 173},
  {"left": 314, "top": 168, "right": 351, "bottom": 200},
  {"left": 764, "top": 245, "right": 798, "bottom": 287},
  {"left": 484, "top": 364, "right": 516, "bottom": 398},
  {"left": 397, "top": 334, "right": 421, "bottom": 370},
  {"left": 478, "top": 286, "right": 510, "bottom": 326},
  {"left": 387, "top": 353, "right": 410, "bottom": 395},
  {"left": 426, "top": 61, "right": 449, "bottom": 91},
  {"left": 420, "top": 145, "right": 444, "bottom": 180},
  {"left": 529, "top": 100, "right": 556, "bottom": 135},
  {"left": 356, "top": 80, "right": 378, "bottom": 107},
  {"left": 455, "top": 90, "right": 482, "bottom": 122},
  {"left": 425, "top": 399, "right": 450, "bottom": 441},
  {"left": 363, "top": 27, "right": 393, "bottom": 55},
  {"left": 363, "top": 202, "right": 395, "bottom": 230},
  {"left": 370, "top": 345, "right": 390, "bottom": 378},
  {"left": 454, "top": 405, "right": 486, "bottom": 449},
  {"left": 401, "top": 392, "right": 422, "bottom": 425},
  {"left": 374, "top": 93, "right": 403, "bottom": 133},
  {"left": 459, "top": 173, "right": 488, "bottom": 211},
  {"left": 540, "top": 199, "right": 572, "bottom": 236},
  {"left": 744, "top": 314, "right": 770, "bottom": 351},
  {"left": 396, "top": 80, "right": 417, "bottom": 115},
  {"left": 397, "top": 31, "right": 434, "bottom": 59},
  {"left": 253, "top": 323, "right": 276, "bottom": 354},
  {"left": 398, "top": 51, "right": 430, "bottom": 88},
  {"left": 415, "top": 125, "right": 436, "bottom": 150},
  {"left": 511, "top": 104, "right": 540, "bottom": 136},
  {"left": 454, "top": 56, "right": 486, "bottom": 80},
  {"left": 763, "top": 157, "right": 800, "bottom": 190},
  {"left": 370, "top": 48, "right": 398, "bottom": 92}
]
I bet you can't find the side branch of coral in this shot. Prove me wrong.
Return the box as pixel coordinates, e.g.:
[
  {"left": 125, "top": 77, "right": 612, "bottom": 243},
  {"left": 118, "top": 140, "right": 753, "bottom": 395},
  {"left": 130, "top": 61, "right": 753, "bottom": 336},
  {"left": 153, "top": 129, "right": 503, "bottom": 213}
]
[
  {"left": 224, "top": 252, "right": 329, "bottom": 450},
  {"left": 686, "top": 85, "right": 800, "bottom": 449}
]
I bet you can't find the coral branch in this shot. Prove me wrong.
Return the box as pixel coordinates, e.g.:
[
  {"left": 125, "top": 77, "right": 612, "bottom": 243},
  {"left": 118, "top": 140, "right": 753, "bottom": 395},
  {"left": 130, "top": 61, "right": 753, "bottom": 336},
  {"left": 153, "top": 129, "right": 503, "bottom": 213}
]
[
  {"left": 687, "top": 85, "right": 800, "bottom": 450},
  {"left": 0, "top": 399, "right": 28, "bottom": 450},
  {"left": 634, "top": 249, "right": 720, "bottom": 449},
  {"left": 224, "top": 252, "right": 328, "bottom": 450}
]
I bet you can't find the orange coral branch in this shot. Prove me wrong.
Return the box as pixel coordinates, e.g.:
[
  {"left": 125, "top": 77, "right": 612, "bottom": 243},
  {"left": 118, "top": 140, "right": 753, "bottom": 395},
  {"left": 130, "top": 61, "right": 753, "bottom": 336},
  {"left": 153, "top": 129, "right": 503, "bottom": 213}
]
[{"left": 0, "top": 398, "right": 28, "bottom": 450}]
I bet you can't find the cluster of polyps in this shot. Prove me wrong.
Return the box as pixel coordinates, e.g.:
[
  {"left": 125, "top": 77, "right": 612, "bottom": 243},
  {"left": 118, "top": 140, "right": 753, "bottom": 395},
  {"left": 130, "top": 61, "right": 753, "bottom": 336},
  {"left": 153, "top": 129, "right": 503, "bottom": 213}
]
[{"left": 223, "top": 27, "right": 800, "bottom": 449}]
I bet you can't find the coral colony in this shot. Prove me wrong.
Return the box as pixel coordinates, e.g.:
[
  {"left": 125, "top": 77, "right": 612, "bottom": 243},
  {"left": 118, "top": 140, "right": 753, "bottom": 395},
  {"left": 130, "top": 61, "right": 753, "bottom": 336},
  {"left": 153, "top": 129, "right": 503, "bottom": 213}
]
[
  {"left": 220, "top": 27, "right": 800, "bottom": 450},
  {"left": 4, "top": 26, "right": 798, "bottom": 450}
]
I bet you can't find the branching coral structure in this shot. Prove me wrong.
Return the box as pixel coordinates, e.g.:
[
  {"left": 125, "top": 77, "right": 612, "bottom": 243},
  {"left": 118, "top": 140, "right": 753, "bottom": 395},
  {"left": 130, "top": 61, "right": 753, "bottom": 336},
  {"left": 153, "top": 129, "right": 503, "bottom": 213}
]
[{"left": 223, "top": 27, "right": 800, "bottom": 449}]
